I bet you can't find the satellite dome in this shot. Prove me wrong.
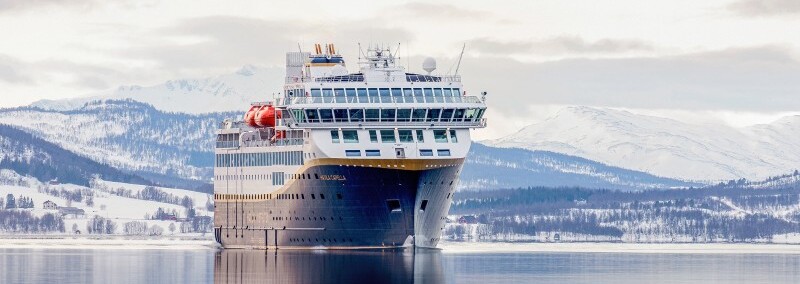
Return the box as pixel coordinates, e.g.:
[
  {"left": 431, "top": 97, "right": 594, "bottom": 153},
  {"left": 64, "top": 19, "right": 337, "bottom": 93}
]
[{"left": 422, "top": 57, "right": 437, "bottom": 74}]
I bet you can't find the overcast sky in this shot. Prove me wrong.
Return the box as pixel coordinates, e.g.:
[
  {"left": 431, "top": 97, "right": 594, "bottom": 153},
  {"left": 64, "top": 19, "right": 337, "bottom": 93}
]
[{"left": 1, "top": 0, "right": 799, "bottom": 139}]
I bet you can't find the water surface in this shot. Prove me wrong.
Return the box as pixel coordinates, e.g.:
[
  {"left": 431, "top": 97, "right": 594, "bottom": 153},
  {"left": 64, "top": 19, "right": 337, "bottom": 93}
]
[{"left": 2, "top": 245, "right": 799, "bottom": 283}]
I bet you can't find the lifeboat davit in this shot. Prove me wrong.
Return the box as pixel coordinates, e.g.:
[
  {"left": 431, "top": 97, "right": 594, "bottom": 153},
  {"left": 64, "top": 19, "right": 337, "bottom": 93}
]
[
  {"left": 255, "top": 104, "right": 282, "bottom": 127},
  {"left": 244, "top": 105, "right": 259, "bottom": 127}
]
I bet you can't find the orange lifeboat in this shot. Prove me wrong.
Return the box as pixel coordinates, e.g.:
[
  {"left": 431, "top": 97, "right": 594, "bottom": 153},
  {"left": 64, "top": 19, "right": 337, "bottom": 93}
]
[
  {"left": 255, "top": 104, "right": 282, "bottom": 127},
  {"left": 244, "top": 105, "right": 259, "bottom": 127}
]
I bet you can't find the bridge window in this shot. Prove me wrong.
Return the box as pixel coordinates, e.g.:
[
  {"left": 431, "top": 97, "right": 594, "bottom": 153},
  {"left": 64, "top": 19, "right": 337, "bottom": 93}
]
[
  {"left": 398, "top": 130, "right": 413, "bottom": 142},
  {"left": 369, "top": 130, "right": 378, "bottom": 143},
  {"left": 453, "top": 109, "right": 466, "bottom": 122},
  {"left": 423, "top": 88, "right": 434, "bottom": 102},
  {"left": 345, "top": 88, "right": 356, "bottom": 97},
  {"left": 311, "top": 89, "right": 321, "bottom": 97},
  {"left": 453, "top": 88, "right": 461, "bottom": 96},
  {"left": 427, "top": 109, "right": 441, "bottom": 122},
  {"left": 380, "top": 130, "right": 396, "bottom": 143},
  {"left": 365, "top": 149, "right": 381, "bottom": 156},
  {"left": 380, "top": 109, "right": 396, "bottom": 122},
  {"left": 319, "top": 109, "right": 333, "bottom": 122},
  {"left": 437, "top": 149, "right": 451, "bottom": 156},
  {"left": 334, "top": 88, "right": 345, "bottom": 97},
  {"left": 465, "top": 108, "right": 477, "bottom": 121},
  {"left": 345, "top": 150, "right": 361, "bottom": 157},
  {"left": 433, "top": 130, "right": 448, "bottom": 143},
  {"left": 433, "top": 88, "right": 443, "bottom": 103},
  {"left": 333, "top": 109, "right": 348, "bottom": 122},
  {"left": 379, "top": 88, "right": 391, "bottom": 103},
  {"left": 441, "top": 109, "right": 454, "bottom": 122},
  {"left": 330, "top": 130, "right": 340, "bottom": 143},
  {"left": 322, "top": 89, "right": 333, "bottom": 97},
  {"left": 305, "top": 109, "right": 319, "bottom": 123},
  {"left": 391, "top": 88, "right": 403, "bottom": 98},
  {"left": 342, "top": 130, "right": 359, "bottom": 143},
  {"left": 443, "top": 88, "right": 453, "bottom": 97},
  {"left": 413, "top": 88, "right": 424, "bottom": 102},
  {"left": 416, "top": 130, "right": 424, "bottom": 142},
  {"left": 449, "top": 130, "right": 458, "bottom": 143},
  {"left": 368, "top": 88, "right": 379, "bottom": 103},
  {"left": 419, "top": 149, "right": 433, "bottom": 156},
  {"left": 403, "top": 88, "right": 414, "bottom": 103},
  {"left": 412, "top": 109, "right": 426, "bottom": 122},
  {"left": 357, "top": 88, "right": 368, "bottom": 102},
  {"left": 397, "top": 109, "right": 411, "bottom": 122},
  {"left": 365, "top": 109, "right": 379, "bottom": 122},
  {"left": 349, "top": 109, "right": 364, "bottom": 122}
]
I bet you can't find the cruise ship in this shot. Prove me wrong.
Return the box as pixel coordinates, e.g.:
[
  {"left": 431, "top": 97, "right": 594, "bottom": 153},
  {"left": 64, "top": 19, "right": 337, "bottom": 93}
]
[{"left": 212, "top": 43, "right": 487, "bottom": 249}]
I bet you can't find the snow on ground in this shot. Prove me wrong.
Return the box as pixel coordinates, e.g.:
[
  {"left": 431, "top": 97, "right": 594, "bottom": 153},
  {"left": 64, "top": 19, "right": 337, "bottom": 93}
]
[
  {"left": 438, "top": 241, "right": 800, "bottom": 255},
  {"left": 0, "top": 171, "right": 212, "bottom": 236}
]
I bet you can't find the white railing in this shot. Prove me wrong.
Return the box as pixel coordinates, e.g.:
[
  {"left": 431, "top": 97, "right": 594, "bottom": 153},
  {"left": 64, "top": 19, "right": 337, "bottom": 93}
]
[{"left": 286, "top": 95, "right": 483, "bottom": 105}]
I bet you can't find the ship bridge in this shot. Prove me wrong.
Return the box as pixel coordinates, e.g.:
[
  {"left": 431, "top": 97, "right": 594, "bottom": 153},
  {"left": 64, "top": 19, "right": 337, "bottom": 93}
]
[{"left": 278, "top": 44, "right": 487, "bottom": 130}]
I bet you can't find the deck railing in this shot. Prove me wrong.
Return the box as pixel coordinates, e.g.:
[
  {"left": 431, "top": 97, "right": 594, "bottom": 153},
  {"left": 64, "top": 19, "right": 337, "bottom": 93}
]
[{"left": 285, "top": 95, "right": 483, "bottom": 105}]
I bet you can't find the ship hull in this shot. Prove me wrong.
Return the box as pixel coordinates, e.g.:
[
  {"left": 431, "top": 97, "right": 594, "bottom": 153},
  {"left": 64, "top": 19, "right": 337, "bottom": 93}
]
[{"left": 214, "top": 162, "right": 461, "bottom": 249}]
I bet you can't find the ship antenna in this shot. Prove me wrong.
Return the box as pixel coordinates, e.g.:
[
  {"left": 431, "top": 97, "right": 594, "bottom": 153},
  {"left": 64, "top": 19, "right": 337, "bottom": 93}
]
[
  {"left": 297, "top": 42, "right": 302, "bottom": 53},
  {"left": 454, "top": 43, "right": 466, "bottom": 76}
]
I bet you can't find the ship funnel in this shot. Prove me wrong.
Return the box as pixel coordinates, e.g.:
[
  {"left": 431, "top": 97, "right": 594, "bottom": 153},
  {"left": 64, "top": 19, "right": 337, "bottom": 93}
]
[{"left": 422, "top": 57, "right": 437, "bottom": 75}]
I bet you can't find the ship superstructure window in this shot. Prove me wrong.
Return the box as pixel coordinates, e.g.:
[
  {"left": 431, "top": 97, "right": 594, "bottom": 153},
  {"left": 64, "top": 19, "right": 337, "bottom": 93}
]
[
  {"left": 433, "top": 130, "right": 448, "bottom": 143},
  {"left": 305, "top": 109, "right": 319, "bottom": 123},
  {"left": 215, "top": 151, "right": 304, "bottom": 167},
  {"left": 365, "top": 109, "right": 379, "bottom": 122},
  {"left": 342, "top": 130, "right": 358, "bottom": 143},
  {"left": 453, "top": 109, "right": 465, "bottom": 122},
  {"left": 412, "top": 109, "right": 427, "bottom": 122},
  {"left": 397, "top": 109, "right": 411, "bottom": 122},
  {"left": 349, "top": 109, "right": 364, "bottom": 122},
  {"left": 333, "top": 109, "right": 348, "bottom": 122},
  {"left": 437, "top": 149, "right": 451, "bottom": 156},
  {"left": 449, "top": 130, "right": 458, "bottom": 143},
  {"left": 345, "top": 150, "right": 361, "bottom": 157},
  {"left": 365, "top": 150, "right": 381, "bottom": 156},
  {"left": 420, "top": 149, "right": 433, "bottom": 156},
  {"left": 380, "top": 130, "right": 396, "bottom": 143},
  {"left": 416, "top": 130, "right": 424, "bottom": 142},
  {"left": 319, "top": 109, "right": 333, "bottom": 122},
  {"left": 427, "top": 109, "right": 441, "bottom": 122},
  {"left": 380, "top": 109, "right": 395, "bottom": 121},
  {"left": 441, "top": 109, "right": 454, "bottom": 122},
  {"left": 398, "top": 130, "right": 413, "bottom": 142},
  {"left": 330, "top": 130, "right": 340, "bottom": 143},
  {"left": 369, "top": 130, "right": 378, "bottom": 143},
  {"left": 272, "top": 172, "right": 285, "bottom": 185}
]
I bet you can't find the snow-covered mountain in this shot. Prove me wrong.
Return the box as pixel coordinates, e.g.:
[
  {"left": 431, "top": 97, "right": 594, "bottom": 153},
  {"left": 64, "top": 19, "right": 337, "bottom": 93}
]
[
  {"left": 461, "top": 143, "right": 698, "bottom": 191},
  {"left": 488, "top": 106, "right": 800, "bottom": 181},
  {"left": 31, "top": 65, "right": 284, "bottom": 114},
  {"left": 0, "top": 100, "right": 235, "bottom": 190}
]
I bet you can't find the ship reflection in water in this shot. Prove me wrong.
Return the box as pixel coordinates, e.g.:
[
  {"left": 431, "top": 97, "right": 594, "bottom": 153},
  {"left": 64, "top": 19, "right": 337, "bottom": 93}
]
[{"left": 214, "top": 248, "right": 444, "bottom": 284}]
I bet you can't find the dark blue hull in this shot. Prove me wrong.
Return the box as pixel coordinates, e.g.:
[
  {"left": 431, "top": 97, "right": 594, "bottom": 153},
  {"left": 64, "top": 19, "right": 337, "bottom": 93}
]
[{"left": 214, "top": 163, "right": 461, "bottom": 249}]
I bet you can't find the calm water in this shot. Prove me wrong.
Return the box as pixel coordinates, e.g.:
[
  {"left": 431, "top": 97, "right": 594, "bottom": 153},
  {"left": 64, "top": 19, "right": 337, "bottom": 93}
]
[{"left": 1, "top": 246, "right": 799, "bottom": 283}]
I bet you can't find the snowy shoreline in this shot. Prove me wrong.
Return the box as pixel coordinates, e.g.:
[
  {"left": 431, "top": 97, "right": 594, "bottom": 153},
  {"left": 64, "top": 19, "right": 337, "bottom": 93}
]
[
  {"left": 0, "top": 235, "right": 218, "bottom": 250},
  {"left": 438, "top": 241, "right": 800, "bottom": 255}
]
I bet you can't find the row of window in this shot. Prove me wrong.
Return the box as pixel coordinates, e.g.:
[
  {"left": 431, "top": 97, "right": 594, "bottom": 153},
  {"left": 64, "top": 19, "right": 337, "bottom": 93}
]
[
  {"left": 308, "top": 87, "right": 462, "bottom": 99},
  {"left": 213, "top": 192, "right": 341, "bottom": 200},
  {"left": 215, "top": 151, "right": 303, "bottom": 167},
  {"left": 294, "top": 108, "right": 485, "bottom": 123},
  {"left": 331, "top": 129, "right": 458, "bottom": 144},
  {"left": 344, "top": 149, "right": 450, "bottom": 157}
]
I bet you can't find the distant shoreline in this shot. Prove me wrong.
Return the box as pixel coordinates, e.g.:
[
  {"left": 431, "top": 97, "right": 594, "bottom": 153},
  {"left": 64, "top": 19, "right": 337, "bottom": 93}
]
[
  {"left": 0, "top": 235, "right": 217, "bottom": 250},
  {"left": 439, "top": 241, "right": 800, "bottom": 254}
]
